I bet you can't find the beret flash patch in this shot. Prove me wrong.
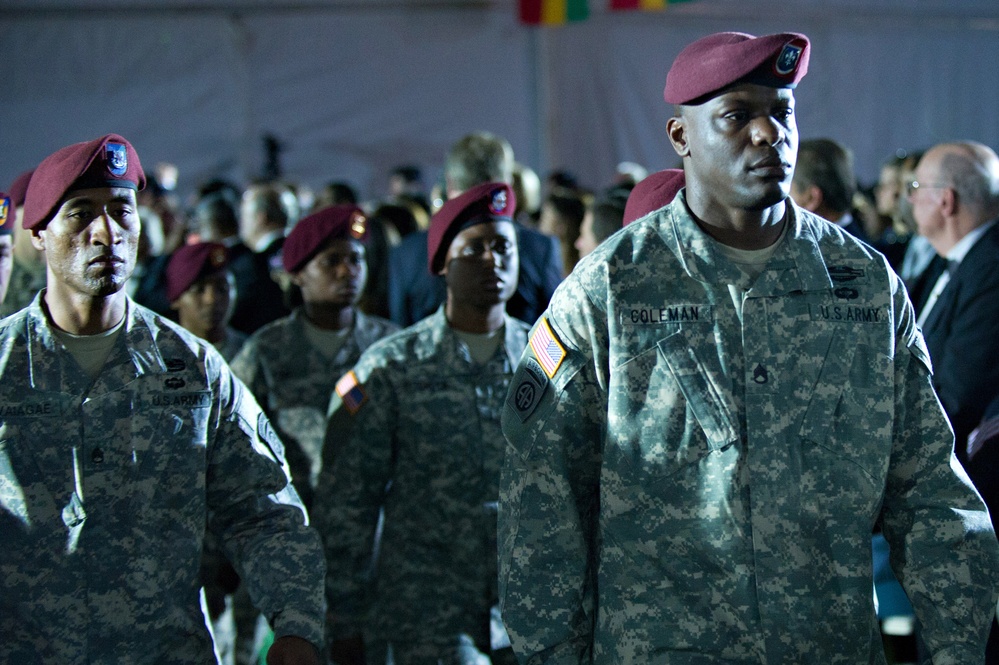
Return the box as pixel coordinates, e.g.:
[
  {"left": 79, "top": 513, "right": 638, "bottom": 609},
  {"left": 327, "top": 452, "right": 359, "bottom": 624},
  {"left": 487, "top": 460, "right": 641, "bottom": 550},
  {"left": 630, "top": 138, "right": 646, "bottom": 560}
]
[
  {"left": 489, "top": 187, "right": 508, "bottom": 215},
  {"left": 105, "top": 142, "right": 128, "bottom": 177},
  {"left": 774, "top": 39, "right": 807, "bottom": 76},
  {"left": 350, "top": 211, "right": 367, "bottom": 239}
]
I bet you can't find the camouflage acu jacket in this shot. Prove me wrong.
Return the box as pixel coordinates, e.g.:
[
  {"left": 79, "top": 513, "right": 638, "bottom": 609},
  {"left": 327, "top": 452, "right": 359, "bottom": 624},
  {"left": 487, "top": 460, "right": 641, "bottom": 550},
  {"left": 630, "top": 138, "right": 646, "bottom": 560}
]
[
  {"left": 230, "top": 308, "right": 398, "bottom": 495},
  {"left": 500, "top": 195, "right": 999, "bottom": 665},
  {"left": 0, "top": 294, "right": 325, "bottom": 663},
  {"left": 314, "top": 306, "right": 530, "bottom": 658}
]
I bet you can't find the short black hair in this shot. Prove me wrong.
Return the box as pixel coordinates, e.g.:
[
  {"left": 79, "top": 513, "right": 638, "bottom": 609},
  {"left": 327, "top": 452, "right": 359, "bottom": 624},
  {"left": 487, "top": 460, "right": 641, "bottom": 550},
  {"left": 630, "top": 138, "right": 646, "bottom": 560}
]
[
  {"left": 591, "top": 198, "right": 626, "bottom": 244},
  {"left": 794, "top": 138, "right": 856, "bottom": 214}
]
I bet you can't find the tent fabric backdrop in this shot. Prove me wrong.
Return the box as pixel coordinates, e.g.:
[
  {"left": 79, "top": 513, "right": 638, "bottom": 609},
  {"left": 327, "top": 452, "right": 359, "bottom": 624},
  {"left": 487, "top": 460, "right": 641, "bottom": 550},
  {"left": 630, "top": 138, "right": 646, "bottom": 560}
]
[{"left": 2, "top": 0, "right": 999, "bottom": 202}]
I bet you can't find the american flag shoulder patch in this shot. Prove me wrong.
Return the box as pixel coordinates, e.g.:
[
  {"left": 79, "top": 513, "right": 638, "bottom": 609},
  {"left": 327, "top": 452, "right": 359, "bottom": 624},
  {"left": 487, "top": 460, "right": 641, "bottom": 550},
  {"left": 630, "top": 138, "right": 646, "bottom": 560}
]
[
  {"left": 529, "top": 317, "right": 567, "bottom": 379},
  {"left": 335, "top": 370, "right": 367, "bottom": 415}
]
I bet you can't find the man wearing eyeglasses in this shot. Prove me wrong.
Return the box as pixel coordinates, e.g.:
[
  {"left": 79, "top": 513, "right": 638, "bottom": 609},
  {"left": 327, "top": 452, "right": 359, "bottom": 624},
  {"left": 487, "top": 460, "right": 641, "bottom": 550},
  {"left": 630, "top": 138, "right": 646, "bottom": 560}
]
[
  {"left": 908, "top": 142, "right": 999, "bottom": 662},
  {"left": 908, "top": 142, "right": 999, "bottom": 463}
]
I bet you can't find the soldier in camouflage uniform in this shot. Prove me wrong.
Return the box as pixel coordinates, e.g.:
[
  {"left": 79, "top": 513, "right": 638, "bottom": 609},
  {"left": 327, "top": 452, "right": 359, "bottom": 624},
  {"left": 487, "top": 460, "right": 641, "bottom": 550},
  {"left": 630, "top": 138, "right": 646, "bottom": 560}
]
[
  {"left": 500, "top": 32, "right": 999, "bottom": 664},
  {"left": 0, "top": 190, "right": 14, "bottom": 306},
  {"left": 166, "top": 241, "right": 247, "bottom": 363},
  {"left": 314, "top": 182, "right": 528, "bottom": 665},
  {"left": 0, "top": 169, "right": 47, "bottom": 317},
  {"left": 230, "top": 204, "right": 399, "bottom": 509},
  {"left": 166, "top": 240, "right": 252, "bottom": 664},
  {"left": 0, "top": 134, "right": 324, "bottom": 664}
]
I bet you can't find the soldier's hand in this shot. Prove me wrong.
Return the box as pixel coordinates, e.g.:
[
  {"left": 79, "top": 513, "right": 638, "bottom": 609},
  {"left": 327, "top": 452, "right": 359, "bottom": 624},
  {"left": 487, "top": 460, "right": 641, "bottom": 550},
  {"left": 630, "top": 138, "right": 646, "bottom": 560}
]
[
  {"left": 266, "top": 635, "right": 321, "bottom": 665},
  {"left": 329, "top": 633, "right": 367, "bottom": 665}
]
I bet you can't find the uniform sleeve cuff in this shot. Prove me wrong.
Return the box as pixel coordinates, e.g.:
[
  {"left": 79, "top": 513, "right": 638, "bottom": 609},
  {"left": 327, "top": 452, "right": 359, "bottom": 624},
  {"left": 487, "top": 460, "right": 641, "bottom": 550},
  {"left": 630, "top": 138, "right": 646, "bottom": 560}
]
[{"left": 269, "top": 608, "right": 325, "bottom": 652}]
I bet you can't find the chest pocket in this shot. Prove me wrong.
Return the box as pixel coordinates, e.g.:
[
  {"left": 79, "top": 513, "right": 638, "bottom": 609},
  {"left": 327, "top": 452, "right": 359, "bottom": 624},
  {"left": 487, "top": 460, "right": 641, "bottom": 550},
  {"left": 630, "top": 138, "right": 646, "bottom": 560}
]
[
  {"left": 130, "top": 389, "right": 213, "bottom": 476},
  {"left": 610, "top": 327, "right": 738, "bottom": 478},
  {"left": 796, "top": 330, "right": 892, "bottom": 514},
  {"left": 658, "top": 330, "right": 739, "bottom": 451},
  {"left": 140, "top": 391, "right": 212, "bottom": 439}
]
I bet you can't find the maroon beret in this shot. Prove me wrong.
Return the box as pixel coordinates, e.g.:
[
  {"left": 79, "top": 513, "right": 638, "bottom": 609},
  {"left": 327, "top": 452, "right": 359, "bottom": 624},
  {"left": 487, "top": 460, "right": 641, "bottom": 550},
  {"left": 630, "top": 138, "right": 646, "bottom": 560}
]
[
  {"left": 623, "top": 169, "right": 686, "bottom": 226},
  {"left": 166, "top": 242, "right": 230, "bottom": 302},
  {"left": 23, "top": 133, "right": 146, "bottom": 230},
  {"left": 0, "top": 193, "right": 14, "bottom": 237},
  {"left": 664, "top": 31, "right": 810, "bottom": 105},
  {"left": 8, "top": 169, "right": 33, "bottom": 207},
  {"left": 427, "top": 181, "right": 516, "bottom": 274},
  {"left": 283, "top": 204, "right": 369, "bottom": 273}
]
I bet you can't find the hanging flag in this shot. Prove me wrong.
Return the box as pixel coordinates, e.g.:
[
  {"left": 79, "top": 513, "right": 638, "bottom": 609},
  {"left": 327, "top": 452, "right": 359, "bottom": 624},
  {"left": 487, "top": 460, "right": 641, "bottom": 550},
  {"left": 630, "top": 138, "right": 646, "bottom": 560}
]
[
  {"left": 609, "top": 0, "right": 694, "bottom": 11},
  {"left": 520, "top": 0, "right": 589, "bottom": 25}
]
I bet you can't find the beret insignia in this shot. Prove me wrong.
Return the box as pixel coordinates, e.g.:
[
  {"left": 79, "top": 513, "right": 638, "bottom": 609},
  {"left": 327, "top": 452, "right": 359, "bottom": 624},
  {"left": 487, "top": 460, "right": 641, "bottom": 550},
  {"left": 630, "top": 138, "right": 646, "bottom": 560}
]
[
  {"left": 774, "top": 38, "right": 807, "bottom": 77},
  {"left": 210, "top": 246, "right": 227, "bottom": 268},
  {"left": 350, "top": 211, "right": 367, "bottom": 239},
  {"left": 106, "top": 142, "right": 128, "bottom": 177},
  {"left": 489, "top": 187, "right": 508, "bottom": 215}
]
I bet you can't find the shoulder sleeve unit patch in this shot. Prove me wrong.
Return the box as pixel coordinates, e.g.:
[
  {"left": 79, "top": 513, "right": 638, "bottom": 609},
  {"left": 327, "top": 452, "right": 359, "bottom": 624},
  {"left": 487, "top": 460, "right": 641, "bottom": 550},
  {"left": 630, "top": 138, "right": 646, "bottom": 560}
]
[
  {"left": 335, "top": 370, "right": 367, "bottom": 415},
  {"left": 508, "top": 357, "right": 549, "bottom": 423},
  {"left": 529, "top": 317, "right": 567, "bottom": 379}
]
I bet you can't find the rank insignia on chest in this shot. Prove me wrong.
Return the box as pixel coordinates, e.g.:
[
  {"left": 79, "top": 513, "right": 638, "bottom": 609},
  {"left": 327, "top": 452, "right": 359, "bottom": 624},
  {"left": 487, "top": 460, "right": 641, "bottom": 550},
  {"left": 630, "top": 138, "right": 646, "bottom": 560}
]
[
  {"left": 529, "top": 317, "right": 566, "bottom": 379},
  {"left": 335, "top": 370, "right": 367, "bottom": 415}
]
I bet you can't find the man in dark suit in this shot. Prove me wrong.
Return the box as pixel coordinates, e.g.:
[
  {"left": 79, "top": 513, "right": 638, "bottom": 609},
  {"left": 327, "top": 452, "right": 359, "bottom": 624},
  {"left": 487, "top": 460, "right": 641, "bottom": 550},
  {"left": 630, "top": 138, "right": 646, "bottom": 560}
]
[
  {"left": 906, "top": 140, "right": 999, "bottom": 665},
  {"left": 908, "top": 141, "right": 999, "bottom": 468},
  {"left": 233, "top": 182, "right": 292, "bottom": 333},
  {"left": 388, "top": 132, "right": 561, "bottom": 327},
  {"left": 387, "top": 229, "right": 445, "bottom": 326}
]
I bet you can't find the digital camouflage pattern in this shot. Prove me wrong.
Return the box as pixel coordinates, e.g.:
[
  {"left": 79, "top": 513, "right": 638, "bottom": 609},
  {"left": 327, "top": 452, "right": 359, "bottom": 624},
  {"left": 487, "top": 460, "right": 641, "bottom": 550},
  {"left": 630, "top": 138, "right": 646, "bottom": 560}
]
[
  {"left": 229, "top": 308, "right": 398, "bottom": 499},
  {"left": 500, "top": 194, "right": 999, "bottom": 665},
  {"left": 0, "top": 294, "right": 325, "bottom": 663},
  {"left": 0, "top": 255, "right": 46, "bottom": 317},
  {"left": 314, "top": 306, "right": 529, "bottom": 663}
]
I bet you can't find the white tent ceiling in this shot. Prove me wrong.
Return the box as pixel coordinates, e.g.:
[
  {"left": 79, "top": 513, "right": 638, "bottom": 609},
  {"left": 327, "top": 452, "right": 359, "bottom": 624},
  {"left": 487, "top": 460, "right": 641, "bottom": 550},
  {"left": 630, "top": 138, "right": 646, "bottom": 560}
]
[{"left": 3, "top": 0, "right": 999, "bottom": 203}]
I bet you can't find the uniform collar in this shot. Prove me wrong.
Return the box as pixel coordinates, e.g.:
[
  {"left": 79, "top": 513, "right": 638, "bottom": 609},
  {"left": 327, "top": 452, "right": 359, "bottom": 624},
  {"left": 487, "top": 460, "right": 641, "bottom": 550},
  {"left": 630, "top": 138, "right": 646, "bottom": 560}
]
[
  {"left": 26, "top": 292, "right": 168, "bottom": 394},
  {"left": 429, "top": 304, "right": 521, "bottom": 371},
  {"left": 662, "top": 195, "right": 834, "bottom": 296}
]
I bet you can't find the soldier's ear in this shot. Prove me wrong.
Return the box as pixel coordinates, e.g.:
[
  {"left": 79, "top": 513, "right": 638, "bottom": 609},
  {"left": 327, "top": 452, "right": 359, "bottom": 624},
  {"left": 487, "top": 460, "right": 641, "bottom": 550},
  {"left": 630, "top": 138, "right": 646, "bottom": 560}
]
[
  {"left": 793, "top": 183, "right": 823, "bottom": 213},
  {"left": 29, "top": 226, "right": 46, "bottom": 253},
  {"left": 667, "top": 116, "right": 690, "bottom": 158}
]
